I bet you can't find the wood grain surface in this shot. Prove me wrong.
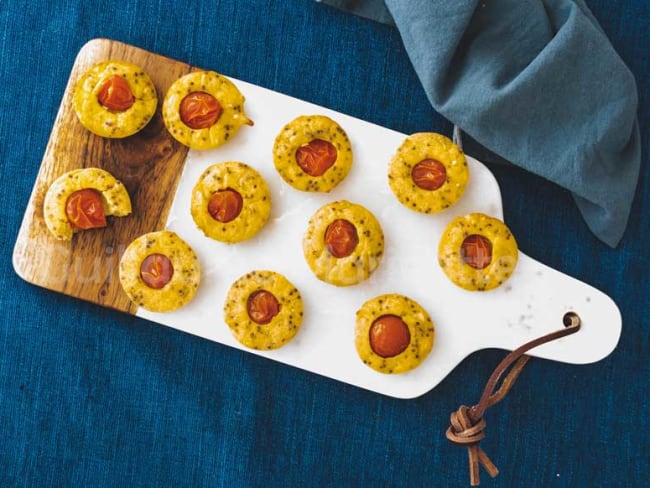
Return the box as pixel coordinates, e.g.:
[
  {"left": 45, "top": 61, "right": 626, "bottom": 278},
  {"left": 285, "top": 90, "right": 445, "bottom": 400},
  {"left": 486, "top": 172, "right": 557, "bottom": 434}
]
[{"left": 13, "top": 39, "right": 194, "bottom": 313}]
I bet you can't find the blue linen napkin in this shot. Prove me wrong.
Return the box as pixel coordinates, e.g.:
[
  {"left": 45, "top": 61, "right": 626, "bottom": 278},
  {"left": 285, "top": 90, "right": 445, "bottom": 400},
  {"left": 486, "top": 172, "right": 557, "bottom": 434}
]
[{"left": 319, "top": 0, "right": 641, "bottom": 247}]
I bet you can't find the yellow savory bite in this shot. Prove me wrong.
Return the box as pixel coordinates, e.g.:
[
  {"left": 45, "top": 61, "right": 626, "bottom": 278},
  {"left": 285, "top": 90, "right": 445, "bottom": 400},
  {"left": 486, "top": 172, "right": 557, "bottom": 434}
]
[
  {"left": 43, "top": 168, "right": 131, "bottom": 240},
  {"left": 273, "top": 115, "right": 352, "bottom": 192},
  {"left": 224, "top": 270, "right": 303, "bottom": 350},
  {"left": 190, "top": 161, "right": 271, "bottom": 243},
  {"left": 162, "top": 70, "right": 253, "bottom": 150},
  {"left": 355, "top": 294, "right": 435, "bottom": 374},
  {"left": 119, "top": 231, "right": 201, "bottom": 313},
  {"left": 438, "top": 213, "right": 518, "bottom": 291},
  {"left": 303, "top": 200, "right": 384, "bottom": 287},
  {"left": 73, "top": 60, "right": 158, "bottom": 138},
  {"left": 388, "top": 132, "right": 469, "bottom": 213}
]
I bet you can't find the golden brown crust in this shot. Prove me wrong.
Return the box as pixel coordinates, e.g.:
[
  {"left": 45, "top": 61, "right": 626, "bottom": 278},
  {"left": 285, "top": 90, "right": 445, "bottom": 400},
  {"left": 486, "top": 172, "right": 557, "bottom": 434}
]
[
  {"left": 43, "top": 168, "right": 132, "bottom": 240},
  {"left": 388, "top": 132, "right": 469, "bottom": 213},
  {"left": 73, "top": 60, "right": 157, "bottom": 138},
  {"left": 273, "top": 115, "right": 352, "bottom": 192},
  {"left": 355, "top": 294, "right": 435, "bottom": 374},
  {"left": 302, "top": 200, "right": 384, "bottom": 287},
  {"left": 119, "top": 231, "right": 200, "bottom": 312},
  {"left": 162, "top": 71, "right": 252, "bottom": 150},
  {"left": 224, "top": 270, "right": 303, "bottom": 350},
  {"left": 438, "top": 213, "right": 519, "bottom": 291}
]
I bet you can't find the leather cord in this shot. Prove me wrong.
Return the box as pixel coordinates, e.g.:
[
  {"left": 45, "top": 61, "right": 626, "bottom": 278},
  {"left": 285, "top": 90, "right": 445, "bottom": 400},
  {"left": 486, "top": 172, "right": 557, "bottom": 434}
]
[{"left": 446, "top": 312, "right": 582, "bottom": 486}]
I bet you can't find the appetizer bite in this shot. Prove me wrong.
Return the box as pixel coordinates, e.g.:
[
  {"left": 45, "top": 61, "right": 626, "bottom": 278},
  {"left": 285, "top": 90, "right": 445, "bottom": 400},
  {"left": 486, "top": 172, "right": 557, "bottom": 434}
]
[
  {"left": 355, "top": 294, "right": 435, "bottom": 374},
  {"left": 224, "top": 270, "right": 303, "bottom": 350},
  {"left": 119, "top": 231, "right": 200, "bottom": 312},
  {"left": 273, "top": 115, "right": 352, "bottom": 192},
  {"left": 438, "top": 213, "right": 518, "bottom": 291},
  {"left": 162, "top": 70, "right": 253, "bottom": 150},
  {"left": 303, "top": 200, "right": 384, "bottom": 286},
  {"left": 43, "top": 168, "right": 131, "bottom": 240},
  {"left": 388, "top": 132, "right": 469, "bottom": 213},
  {"left": 190, "top": 161, "right": 271, "bottom": 243},
  {"left": 73, "top": 60, "right": 158, "bottom": 138}
]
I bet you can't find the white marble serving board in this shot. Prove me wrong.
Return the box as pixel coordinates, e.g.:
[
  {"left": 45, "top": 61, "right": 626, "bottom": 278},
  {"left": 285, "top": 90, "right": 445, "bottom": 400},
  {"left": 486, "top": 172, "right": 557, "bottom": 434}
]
[{"left": 136, "top": 78, "right": 621, "bottom": 399}]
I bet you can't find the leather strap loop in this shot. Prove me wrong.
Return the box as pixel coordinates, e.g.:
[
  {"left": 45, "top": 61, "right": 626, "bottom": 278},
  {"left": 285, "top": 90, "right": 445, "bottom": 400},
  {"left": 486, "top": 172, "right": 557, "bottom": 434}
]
[{"left": 446, "top": 312, "right": 581, "bottom": 486}]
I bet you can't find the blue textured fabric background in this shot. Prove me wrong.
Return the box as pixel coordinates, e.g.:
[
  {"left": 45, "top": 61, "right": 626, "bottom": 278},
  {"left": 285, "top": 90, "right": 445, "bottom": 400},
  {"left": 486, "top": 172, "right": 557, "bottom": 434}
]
[{"left": 0, "top": 1, "right": 648, "bottom": 486}]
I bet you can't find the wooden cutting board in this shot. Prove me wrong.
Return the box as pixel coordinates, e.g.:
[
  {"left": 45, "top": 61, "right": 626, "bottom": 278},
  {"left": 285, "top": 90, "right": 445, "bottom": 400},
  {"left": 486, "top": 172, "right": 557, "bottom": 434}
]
[
  {"left": 13, "top": 39, "right": 193, "bottom": 313},
  {"left": 13, "top": 39, "right": 622, "bottom": 398}
]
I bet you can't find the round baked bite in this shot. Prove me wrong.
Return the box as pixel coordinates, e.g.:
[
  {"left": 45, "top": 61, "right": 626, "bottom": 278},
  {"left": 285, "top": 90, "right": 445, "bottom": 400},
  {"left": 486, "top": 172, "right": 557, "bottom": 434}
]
[
  {"left": 355, "top": 294, "right": 435, "bottom": 374},
  {"left": 43, "top": 168, "right": 132, "bottom": 240},
  {"left": 162, "top": 70, "right": 253, "bottom": 150},
  {"left": 119, "top": 231, "right": 201, "bottom": 313},
  {"left": 438, "top": 213, "right": 518, "bottom": 291},
  {"left": 190, "top": 161, "right": 271, "bottom": 243},
  {"left": 224, "top": 270, "right": 303, "bottom": 350},
  {"left": 73, "top": 60, "right": 157, "bottom": 138},
  {"left": 303, "top": 200, "right": 384, "bottom": 287},
  {"left": 388, "top": 132, "right": 469, "bottom": 213},
  {"left": 273, "top": 115, "right": 352, "bottom": 192}
]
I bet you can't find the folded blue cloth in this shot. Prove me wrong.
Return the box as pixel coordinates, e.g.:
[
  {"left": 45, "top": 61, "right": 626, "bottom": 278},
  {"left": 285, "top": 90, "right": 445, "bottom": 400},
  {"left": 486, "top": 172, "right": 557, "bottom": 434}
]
[{"left": 319, "top": 0, "right": 641, "bottom": 247}]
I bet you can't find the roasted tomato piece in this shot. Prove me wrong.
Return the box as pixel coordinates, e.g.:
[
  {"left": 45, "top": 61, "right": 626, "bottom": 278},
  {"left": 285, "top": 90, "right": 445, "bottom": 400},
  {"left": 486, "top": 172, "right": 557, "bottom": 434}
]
[
  {"left": 369, "top": 314, "right": 411, "bottom": 358},
  {"left": 295, "top": 139, "right": 337, "bottom": 176},
  {"left": 411, "top": 159, "right": 447, "bottom": 191},
  {"left": 324, "top": 219, "right": 358, "bottom": 258},
  {"left": 461, "top": 234, "right": 493, "bottom": 269},
  {"left": 247, "top": 290, "right": 280, "bottom": 324},
  {"left": 207, "top": 189, "right": 243, "bottom": 223},
  {"left": 97, "top": 75, "right": 135, "bottom": 112},
  {"left": 65, "top": 189, "right": 107, "bottom": 230},
  {"left": 140, "top": 254, "right": 174, "bottom": 289},
  {"left": 180, "top": 92, "right": 223, "bottom": 129}
]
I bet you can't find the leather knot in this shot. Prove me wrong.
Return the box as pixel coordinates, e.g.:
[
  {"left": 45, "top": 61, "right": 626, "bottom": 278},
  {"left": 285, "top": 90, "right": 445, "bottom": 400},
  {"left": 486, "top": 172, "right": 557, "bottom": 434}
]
[
  {"left": 446, "top": 405, "right": 497, "bottom": 486},
  {"left": 446, "top": 405, "right": 486, "bottom": 446}
]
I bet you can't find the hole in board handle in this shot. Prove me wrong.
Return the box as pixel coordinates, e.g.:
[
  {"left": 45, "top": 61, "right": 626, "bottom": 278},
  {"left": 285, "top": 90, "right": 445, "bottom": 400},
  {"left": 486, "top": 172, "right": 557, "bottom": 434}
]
[{"left": 562, "top": 311, "right": 581, "bottom": 328}]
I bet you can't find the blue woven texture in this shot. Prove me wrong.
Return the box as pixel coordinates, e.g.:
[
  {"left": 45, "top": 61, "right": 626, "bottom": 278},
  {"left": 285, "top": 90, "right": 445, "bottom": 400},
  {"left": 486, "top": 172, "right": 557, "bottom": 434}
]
[{"left": 0, "top": 0, "right": 648, "bottom": 486}]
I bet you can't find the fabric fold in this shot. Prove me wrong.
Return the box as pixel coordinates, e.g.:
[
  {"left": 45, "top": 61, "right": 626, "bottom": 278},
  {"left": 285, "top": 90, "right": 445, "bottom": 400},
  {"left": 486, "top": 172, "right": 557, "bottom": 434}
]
[{"left": 319, "top": 0, "right": 641, "bottom": 247}]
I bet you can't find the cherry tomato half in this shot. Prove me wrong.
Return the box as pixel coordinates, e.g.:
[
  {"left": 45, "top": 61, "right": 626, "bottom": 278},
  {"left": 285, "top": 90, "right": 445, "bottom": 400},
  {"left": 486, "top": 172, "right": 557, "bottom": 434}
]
[
  {"left": 461, "top": 234, "right": 493, "bottom": 269},
  {"left": 207, "top": 189, "right": 243, "bottom": 223},
  {"left": 97, "top": 75, "right": 135, "bottom": 112},
  {"left": 324, "top": 219, "right": 358, "bottom": 258},
  {"left": 411, "top": 159, "right": 447, "bottom": 191},
  {"left": 369, "top": 314, "right": 411, "bottom": 358},
  {"left": 65, "top": 188, "right": 107, "bottom": 230},
  {"left": 180, "top": 91, "right": 223, "bottom": 129},
  {"left": 295, "top": 139, "right": 337, "bottom": 177},
  {"left": 247, "top": 290, "right": 280, "bottom": 324},
  {"left": 140, "top": 253, "right": 174, "bottom": 289}
]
